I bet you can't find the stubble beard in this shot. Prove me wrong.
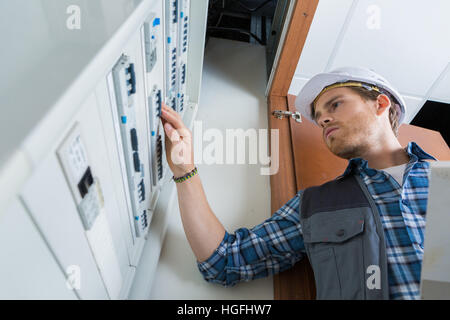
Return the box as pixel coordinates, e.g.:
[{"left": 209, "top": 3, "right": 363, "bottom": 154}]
[
  {"left": 331, "top": 138, "right": 370, "bottom": 160},
  {"left": 326, "top": 119, "right": 373, "bottom": 160}
]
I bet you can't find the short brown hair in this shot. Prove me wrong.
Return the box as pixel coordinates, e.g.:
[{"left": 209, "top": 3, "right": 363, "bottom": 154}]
[{"left": 310, "top": 86, "right": 400, "bottom": 136}]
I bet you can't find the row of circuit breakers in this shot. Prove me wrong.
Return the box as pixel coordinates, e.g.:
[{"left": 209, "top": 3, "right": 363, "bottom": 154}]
[{"left": 58, "top": 1, "right": 191, "bottom": 240}]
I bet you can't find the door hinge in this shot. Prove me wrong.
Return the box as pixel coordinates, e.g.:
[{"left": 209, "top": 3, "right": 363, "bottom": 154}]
[{"left": 272, "top": 110, "right": 302, "bottom": 123}]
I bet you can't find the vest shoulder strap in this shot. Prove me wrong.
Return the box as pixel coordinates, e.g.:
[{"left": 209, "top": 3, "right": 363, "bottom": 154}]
[{"left": 301, "top": 174, "right": 370, "bottom": 219}]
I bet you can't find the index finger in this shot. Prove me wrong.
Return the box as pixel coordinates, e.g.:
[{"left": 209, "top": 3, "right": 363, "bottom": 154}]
[{"left": 161, "top": 103, "right": 185, "bottom": 130}]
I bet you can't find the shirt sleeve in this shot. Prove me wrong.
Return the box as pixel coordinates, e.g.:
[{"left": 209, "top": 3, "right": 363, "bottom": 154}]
[{"left": 197, "top": 190, "right": 305, "bottom": 287}]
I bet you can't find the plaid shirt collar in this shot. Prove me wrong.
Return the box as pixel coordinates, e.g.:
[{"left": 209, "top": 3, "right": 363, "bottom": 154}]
[{"left": 340, "top": 141, "right": 436, "bottom": 178}]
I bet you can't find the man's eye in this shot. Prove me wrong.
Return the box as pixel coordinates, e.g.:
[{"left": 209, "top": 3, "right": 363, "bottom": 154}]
[{"left": 332, "top": 101, "right": 341, "bottom": 108}]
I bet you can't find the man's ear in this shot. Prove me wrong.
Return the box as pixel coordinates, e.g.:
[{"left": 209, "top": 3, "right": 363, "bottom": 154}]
[{"left": 375, "top": 94, "right": 391, "bottom": 117}]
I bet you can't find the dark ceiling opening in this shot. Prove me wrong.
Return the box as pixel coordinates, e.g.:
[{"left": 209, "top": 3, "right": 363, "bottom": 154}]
[
  {"left": 206, "top": 0, "right": 278, "bottom": 45},
  {"left": 411, "top": 100, "right": 450, "bottom": 147}
]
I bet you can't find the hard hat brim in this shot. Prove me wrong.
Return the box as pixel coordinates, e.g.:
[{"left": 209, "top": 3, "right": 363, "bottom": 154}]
[{"left": 294, "top": 70, "right": 406, "bottom": 124}]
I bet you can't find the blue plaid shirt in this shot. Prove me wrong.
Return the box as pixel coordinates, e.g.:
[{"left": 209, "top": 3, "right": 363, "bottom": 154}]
[{"left": 197, "top": 142, "right": 436, "bottom": 300}]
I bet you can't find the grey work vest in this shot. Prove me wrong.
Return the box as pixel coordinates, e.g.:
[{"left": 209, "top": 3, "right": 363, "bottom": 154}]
[{"left": 299, "top": 174, "right": 390, "bottom": 300}]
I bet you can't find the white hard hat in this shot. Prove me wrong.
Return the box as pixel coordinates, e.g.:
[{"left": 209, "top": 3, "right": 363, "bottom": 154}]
[{"left": 295, "top": 66, "right": 406, "bottom": 124}]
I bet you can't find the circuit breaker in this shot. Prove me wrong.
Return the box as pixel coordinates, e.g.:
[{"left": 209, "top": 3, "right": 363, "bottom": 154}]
[
  {"left": 176, "top": 0, "right": 190, "bottom": 115},
  {"left": 143, "top": 15, "right": 160, "bottom": 74},
  {"left": 56, "top": 125, "right": 103, "bottom": 230},
  {"left": 148, "top": 86, "right": 167, "bottom": 187},
  {"left": 111, "top": 54, "right": 150, "bottom": 238},
  {"left": 165, "top": 0, "right": 179, "bottom": 111}
]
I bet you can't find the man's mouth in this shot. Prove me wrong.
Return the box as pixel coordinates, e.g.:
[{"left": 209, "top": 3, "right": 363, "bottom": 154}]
[{"left": 325, "top": 127, "right": 339, "bottom": 139}]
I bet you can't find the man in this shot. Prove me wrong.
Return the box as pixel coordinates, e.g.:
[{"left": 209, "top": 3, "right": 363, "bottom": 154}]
[{"left": 159, "top": 66, "right": 436, "bottom": 300}]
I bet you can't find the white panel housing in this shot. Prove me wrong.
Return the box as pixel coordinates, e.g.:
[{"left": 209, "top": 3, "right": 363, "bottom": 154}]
[{"left": 0, "top": 198, "right": 77, "bottom": 299}]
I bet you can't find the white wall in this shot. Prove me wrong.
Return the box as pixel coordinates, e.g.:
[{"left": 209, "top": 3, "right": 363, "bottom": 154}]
[{"left": 288, "top": 0, "right": 450, "bottom": 123}]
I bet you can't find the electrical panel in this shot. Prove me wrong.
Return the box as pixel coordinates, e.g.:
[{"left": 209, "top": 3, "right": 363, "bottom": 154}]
[
  {"left": 142, "top": 12, "right": 167, "bottom": 189},
  {"left": 0, "top": 0, "right": 206, "bottom": 299},
  {"left": 55, "top": 122, "right": 124, "bottom": 298},
  {"left": 111, "top": 54, "right": 150, "bottom": 238}
]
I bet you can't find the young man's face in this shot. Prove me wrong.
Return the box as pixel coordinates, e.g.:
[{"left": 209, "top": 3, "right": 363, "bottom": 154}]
[{"left": 313, "top": 87, "right": 383, "bottom": 159}]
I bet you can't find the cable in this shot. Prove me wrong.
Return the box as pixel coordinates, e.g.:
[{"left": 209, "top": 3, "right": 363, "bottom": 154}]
[
  {"left": 232, "top": 0, "right": 274, "bottom": 13},
  {"left": 207, "top": 26, "right": 264, "bottom": 45}
]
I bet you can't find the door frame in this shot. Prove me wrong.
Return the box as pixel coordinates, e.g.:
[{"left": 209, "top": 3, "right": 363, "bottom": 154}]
[{"left": 266, "top": 0, "right": 320, "bottom": 300}]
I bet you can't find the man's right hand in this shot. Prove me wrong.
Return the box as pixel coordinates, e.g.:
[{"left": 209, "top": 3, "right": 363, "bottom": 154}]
[
  {"left": 160, "top": 103, "right": 195, "bottom": 178},
  {"left": 160, "top": 103, "right": 225, "bottom": 263}
]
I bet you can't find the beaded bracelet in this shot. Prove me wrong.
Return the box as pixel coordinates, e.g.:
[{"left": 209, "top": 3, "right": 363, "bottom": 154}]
[{"left": 173, "top": 167, "right": 198, "bottom": 183}]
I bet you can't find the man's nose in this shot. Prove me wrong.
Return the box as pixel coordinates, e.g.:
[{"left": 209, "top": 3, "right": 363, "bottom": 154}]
[{"left": 318, "top": 114, "right": 333, "bottom": 128}]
